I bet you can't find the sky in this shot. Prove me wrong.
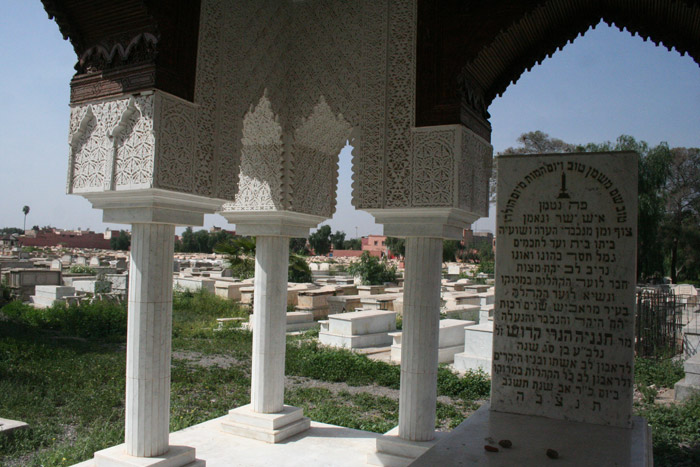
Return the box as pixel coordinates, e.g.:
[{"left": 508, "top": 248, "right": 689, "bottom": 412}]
[{"left": 1, "top": 2, "right": 699, "bottom": 237}]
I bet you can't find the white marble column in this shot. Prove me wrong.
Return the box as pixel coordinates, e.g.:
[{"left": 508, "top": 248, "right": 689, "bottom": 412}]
[
  {"left": 398, "top": 237, "right": 443, "bottom": 442},
  {"left": 221, "top": 225, "right": 312, "bottom": 443},
  {"left": 251, "top": 235, "right": 289, "bottom": 413},
  {"left": 125, "top": 223, "right": 175, "bottom": 457}
]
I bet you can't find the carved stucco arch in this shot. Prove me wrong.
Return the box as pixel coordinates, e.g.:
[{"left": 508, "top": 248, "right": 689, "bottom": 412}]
[
  {"left": 462, "top": 0, "right": 700, "bottom": 125},
  {"left": 417, "top": 0, "right": 700, "bottom": 141}
]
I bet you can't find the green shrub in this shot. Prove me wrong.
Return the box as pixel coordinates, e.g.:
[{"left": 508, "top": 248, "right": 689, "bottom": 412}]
[
  {"left": 172, "top": 289, "right": 247, "bottom": 338},
  {"left": 0, "top": 281, "right": 11, "bottom": 307},
  {"left": 289, "top": 254, "right": 313, "bottom": 283},
  {"left": 347, "top": 252, "right": 397, "bottom": 285},
  {"left": 635, "top": 357, "right": 685, "bottom": 388},
  {"left": 635, "top": 395, "right": 700, "bottom": 466},
  {"left": 286, "top": 341, "right": 401, "bottom": 387},
  {"left": 69, "top": 265, "right": 96, "bottom": 275},
  {"left": 437, "top": 365, "right": 491, "bottom": 401},
  {"left": 1, "top": 300, "right": 127, "bottom": 339},
  {"left": 287, "top": 341, "right": 491, "bottom": 402}
]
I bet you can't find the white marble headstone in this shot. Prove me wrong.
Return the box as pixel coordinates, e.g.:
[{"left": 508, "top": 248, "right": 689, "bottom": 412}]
[{"left": 493, "top": 152, "right": 637, "bottom": 428}]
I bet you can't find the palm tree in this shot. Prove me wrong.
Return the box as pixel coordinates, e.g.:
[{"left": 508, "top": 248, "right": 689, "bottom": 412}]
[{"left": 22, "top": 206, "right": 30, "bottom": 231}]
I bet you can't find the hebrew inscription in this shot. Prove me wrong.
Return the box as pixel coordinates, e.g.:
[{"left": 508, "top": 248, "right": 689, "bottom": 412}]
[{"left": 492, "top": 152, "right": 637, "bottom": 428}]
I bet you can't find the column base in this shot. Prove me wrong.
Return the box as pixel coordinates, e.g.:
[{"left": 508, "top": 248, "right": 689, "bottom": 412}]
[
  {"left": 366, "top": 427, "right": 446, "bottom": 467},
  {"left": 221, "top": 404, "right": 311, "bottom": 443},
  {"left": 94, "top": 444, "right": 204, "bottom": 467}
]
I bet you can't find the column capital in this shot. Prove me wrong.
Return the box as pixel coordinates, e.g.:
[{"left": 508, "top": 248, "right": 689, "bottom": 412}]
[
  {"left": 219, "top": 211, "right": 326, "bottom": 237},
  {"left": 367, "top": 207, "right": 480, "bottom": 239},
  {"left": 82, "top": 188, "right": 225, "bottom": 226}
]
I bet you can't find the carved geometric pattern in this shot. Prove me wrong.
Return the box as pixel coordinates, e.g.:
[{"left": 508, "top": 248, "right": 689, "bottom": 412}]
[
  {"left": 353, "top": 1, "right": 389, "bottom": 210},
  {"left": 154, "top": 93, "right": 196, "bottom": 193},
  {"left": 115, "top": 96, "right": 155, "bottom": 189},
  {"left": 383, "top": 0, "right": 417, "bottom": 208},
  {"left": 460, "top": 126, "right": 493, "bottom": 217},
  {"left": 412, "top": 128, "right": 457, "bottom": 207},
  {"left": 69, "top": 98, "right": 130, "bottom": 192},
  {"left": 67, "top": 92, "right": 204, "bottom": 198}
]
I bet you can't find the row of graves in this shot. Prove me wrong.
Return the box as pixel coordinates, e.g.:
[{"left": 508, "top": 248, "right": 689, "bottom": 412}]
[
  {"left": 171, "top": 255, "right": 500, "bottom": 376},
  {"left": 0, "top": 250, "right": 130, "bottom": 307}
]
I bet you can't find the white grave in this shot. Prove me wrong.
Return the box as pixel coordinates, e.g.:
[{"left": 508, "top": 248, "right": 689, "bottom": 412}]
[
  {"left": 319, "top": 309, "right": 396, "bottom": 349},
  {"left": 674, "top": 353, "right": 700, "bottom": 401},
  {"left": 30, "top": 285, "right": 76, "bottom": 308},
  {"left": 452, "top": 321, "right": 494, "bottom": 373},
  {"left": 390, "top": 319, "right": 475, "bottom": 363}
]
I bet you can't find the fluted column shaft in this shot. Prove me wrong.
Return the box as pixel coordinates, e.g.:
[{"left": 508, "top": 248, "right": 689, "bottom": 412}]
[
  {"left": 398, "top": 237, "right": 443, "bottom": 441},
  {"left": 251, "top": 236, "right": 289, "bottom": 413},
  {"left": 125, "top": 223, "right": 175, "bottom": 457}
]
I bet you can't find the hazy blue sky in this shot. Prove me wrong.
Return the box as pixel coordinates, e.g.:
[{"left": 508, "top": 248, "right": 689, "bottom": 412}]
[{"left": 1, "top": 1, "right": 699, "bottom": 237}]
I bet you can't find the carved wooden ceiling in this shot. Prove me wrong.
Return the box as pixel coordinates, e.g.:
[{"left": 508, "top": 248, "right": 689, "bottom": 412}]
[{"left": 41, "top": 0, "right": 200, "bottom": 104}]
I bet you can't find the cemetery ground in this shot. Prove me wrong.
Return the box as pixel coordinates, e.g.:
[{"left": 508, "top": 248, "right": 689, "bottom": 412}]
[{"left": 0, "top": 291, "right": 697, "bottom": 467}]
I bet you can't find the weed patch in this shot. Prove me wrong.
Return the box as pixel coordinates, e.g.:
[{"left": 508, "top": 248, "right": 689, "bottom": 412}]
[
  {"left": 1, "top": 301, "right": 126, "bottom": 340},
  {"left": 635, "top": 395, "right": 700, "bottom": 467}
]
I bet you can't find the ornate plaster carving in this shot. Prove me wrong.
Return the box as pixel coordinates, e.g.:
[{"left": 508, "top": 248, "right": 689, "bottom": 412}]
[
  {"left": 410, "top": 125, "right": 492, "bottom": 216},
  {"left": 292, "top": 96, "right": 352, "bottom": 218},
  {"left": 231, "top": 94, "right": 284, "bottom": 212},
  {"left": 67, "top": 91, "right": 210, "bottom": 199},
  {"left": 460, "top": 126, "right": 493, "bottom": 217},
  {"left": 412, "top": 127, "right": 458, "bottom": 207}
]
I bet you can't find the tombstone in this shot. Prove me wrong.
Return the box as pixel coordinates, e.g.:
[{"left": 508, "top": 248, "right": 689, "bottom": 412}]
[
  {"left": 60, "top": 254, "right": 73, "bottom": 265},
  {"left": 89, "top": 257, "right": 102, "bottom": 267},
  {"left": 105, "top": 274, "right": 129, "bottom": 293},
  {"left": 73, "top": 279, "right": 112, "bottom": 294},
  {"left": 173, "top": 277, "right": 216, "bottom": 294},
  {"left": 357, "top": 285, "right": 385, "bottom": 296},
  {"left": 682, "top": 316, "right": 700, "bottom": 359},
  {"left": 414, "top": 152, "right": 650, "bottom": 465},
  {"left": 50, "top": 259, "right": 63, "bottom": 270},
  {"left": 109, "top": 258, "right": 127, "bottom": 270}
]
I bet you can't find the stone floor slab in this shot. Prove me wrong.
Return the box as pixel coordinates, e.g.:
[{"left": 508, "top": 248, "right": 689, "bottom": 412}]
[{"left": 73, "top": 416, "right": 381, "bottom": 467}]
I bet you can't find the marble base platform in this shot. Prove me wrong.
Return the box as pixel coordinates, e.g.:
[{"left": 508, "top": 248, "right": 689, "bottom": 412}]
[
  {"left": 93, "top": 444, "right": 203, "bottom": 467},
  {"left": 411, "top": 403, "right": 652, "bottom": 466},
  {"left": 367, "top": 427, "right": 446, "bottom": 467},
  {"left": 73, "top": 416, "right": 381, "bottom": 467},
  {"left": 221, "top": 405, "right": 310, "bottom": 443}
]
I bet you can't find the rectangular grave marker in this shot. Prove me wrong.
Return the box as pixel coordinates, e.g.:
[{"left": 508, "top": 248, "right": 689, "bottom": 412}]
[{"left": 493, "top": 152, "right": 637, "bottom": 428}]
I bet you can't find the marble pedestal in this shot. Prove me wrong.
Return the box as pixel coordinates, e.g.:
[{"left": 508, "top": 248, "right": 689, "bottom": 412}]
[
  {"left": 411, "top": 403, "right": 652, "bottom": 466},
  {"left": 366, "top": 427, "right": 446, "bottom": 467},
  {"left": 221, "top": 405, "right": 311, "bottom": 444}
]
